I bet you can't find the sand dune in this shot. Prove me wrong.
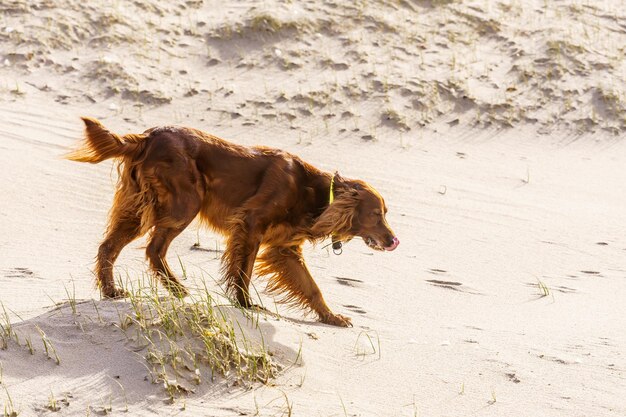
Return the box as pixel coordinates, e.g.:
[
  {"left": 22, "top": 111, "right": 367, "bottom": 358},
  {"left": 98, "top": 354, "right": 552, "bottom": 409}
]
[{"left": 1, "top": 1, "right": 625, "bottom": 416}]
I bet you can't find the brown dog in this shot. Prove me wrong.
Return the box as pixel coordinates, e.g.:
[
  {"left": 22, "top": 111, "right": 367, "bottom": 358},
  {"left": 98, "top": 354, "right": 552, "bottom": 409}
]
[{"left": 68, "top": 118, "right": 399, "bottom": 326}]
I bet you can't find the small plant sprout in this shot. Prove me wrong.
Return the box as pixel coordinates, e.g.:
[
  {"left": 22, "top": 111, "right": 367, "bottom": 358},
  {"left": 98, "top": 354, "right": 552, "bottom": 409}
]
[
  {"left": 354, "top": 331, "right": 381, "bottom": 359},
  {"left": 108, "top": 377, "right": 129, "bottom": 412},
  {"left": 537, "top": 280, "right": 550, "bottom": 297},
  {"left": 63, "top": 280, "right": 78, "bottom": 315},
  {"left": 297, "top": 368, "right": 307, "bottom": 388},
  {"left": 0, "top": 304, "right": 14, "bottom": 345},
  {"left": 46, "top": 390, "right": 60, "bottom": 412},
  {"left": 489, "top": 388, "right": 497, "bottom": 404},
  {"left": 35, "top": 325, "right": 60, "bottom": 365},
  {"left": 24, "top": 335, "right": 34, "bottom": 355},
  {"left": 292, "top": 338, "right": 303, "bottom": 367},
  {"left": 91, "top": 299, "right": 103, "bottom": 324},
  {"left": 280, "top": 391, "right": 293, "bottom": 417},
  {"left": 3, "top": 386, "right": 19, "bottom": 417}
]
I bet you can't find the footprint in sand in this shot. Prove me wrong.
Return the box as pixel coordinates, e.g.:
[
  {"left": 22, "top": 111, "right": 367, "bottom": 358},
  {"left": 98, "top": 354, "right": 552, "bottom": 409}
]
[
  {"left": 554, "top": 285, "right": 577, "bottom": 294},
  {"left": 334, "top": 276, "right": 363, "bottom": 287},
  {"left": 426, "top": 279, "right": 463, "bottom": 288},
  {"left": 4, "top": 267, "right": 37, "bottom": 278},
  {"left": 343, "top": 304, "right": 367, "bottom": 314},
  {"left": 426, "top": 276, "right": 482, "bottom": 295},
  {"left": 505, "top": 372, "right": 521, "bottom": 383}
]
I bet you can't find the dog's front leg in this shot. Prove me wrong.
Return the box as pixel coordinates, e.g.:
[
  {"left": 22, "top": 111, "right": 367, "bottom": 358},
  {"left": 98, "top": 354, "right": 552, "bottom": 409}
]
[{"left": 257, "top": 246, "right": 352, "bottom": 327}]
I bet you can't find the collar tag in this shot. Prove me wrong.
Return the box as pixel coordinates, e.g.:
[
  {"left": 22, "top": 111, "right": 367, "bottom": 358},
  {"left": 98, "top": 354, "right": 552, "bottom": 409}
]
[{"left": 332, "top": 240, "right": 343, "bottom": 255}]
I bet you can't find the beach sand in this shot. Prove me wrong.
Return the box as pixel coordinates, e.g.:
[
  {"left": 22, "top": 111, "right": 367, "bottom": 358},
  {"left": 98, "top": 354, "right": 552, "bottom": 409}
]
[{"left": 1, "top": 1, "right": 625, "bottom": 415}]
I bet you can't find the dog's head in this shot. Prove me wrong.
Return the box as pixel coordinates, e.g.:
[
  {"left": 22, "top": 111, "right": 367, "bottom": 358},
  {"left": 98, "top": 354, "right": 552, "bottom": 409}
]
[{"left": 312, "top": 174, "right": 399, "bottom": 251}]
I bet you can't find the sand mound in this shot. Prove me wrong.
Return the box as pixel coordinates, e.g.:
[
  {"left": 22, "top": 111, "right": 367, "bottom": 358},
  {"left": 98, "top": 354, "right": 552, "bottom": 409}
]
[
  {"left": 1, "top": 292, "right": 287, "bottom": 415},
  {"left": 1, "top": 1, "right": 624, "bottom": 133}
]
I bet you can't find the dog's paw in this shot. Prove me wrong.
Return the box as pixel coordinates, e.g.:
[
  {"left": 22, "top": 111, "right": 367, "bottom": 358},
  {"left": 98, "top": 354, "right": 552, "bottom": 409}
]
[
  {"left": 245, "top": 303, "right": 271, "bottom": 313},
  {"left": 102, "top": 287, "right": 129, "bottom": 299},
  {"left": 170, "top": 285, "right": 189, "bottom": 299},
  {"left": 321, "top": 312, "right": 353, "bottom": 327}
]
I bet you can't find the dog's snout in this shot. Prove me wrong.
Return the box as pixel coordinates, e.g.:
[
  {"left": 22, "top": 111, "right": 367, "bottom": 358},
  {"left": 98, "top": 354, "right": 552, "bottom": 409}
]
[{"left": 384, "top": 236, "right": 399, "bottom": 251}]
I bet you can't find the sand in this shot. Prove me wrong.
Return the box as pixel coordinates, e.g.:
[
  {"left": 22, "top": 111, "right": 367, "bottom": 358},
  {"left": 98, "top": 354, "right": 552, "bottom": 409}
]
[{"left": 1, "top": 1, "right": 625, "bottom": 416}]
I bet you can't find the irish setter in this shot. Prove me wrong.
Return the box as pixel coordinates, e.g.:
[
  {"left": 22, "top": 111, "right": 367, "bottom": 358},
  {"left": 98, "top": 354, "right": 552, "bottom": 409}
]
[{"left": 68, "top": 118, "right": 399, "bottom": 326}]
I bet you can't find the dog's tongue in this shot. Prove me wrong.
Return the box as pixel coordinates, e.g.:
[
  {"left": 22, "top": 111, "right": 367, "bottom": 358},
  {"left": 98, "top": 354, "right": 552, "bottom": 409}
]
[{"left": 384, "top": 237, "right": 400, "bottom": 251}]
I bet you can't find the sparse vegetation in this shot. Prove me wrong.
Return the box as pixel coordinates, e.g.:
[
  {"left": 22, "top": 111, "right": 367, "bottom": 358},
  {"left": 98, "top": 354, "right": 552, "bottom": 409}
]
[{"left": 119, "top": 281, "right": 278, "bottom": 400}]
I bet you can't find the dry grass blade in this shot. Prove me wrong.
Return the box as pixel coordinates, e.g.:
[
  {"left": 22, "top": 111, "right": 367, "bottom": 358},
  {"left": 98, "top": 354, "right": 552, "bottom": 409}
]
[{"left": 537, "top": 280, "right": 550, "bottom": 297}]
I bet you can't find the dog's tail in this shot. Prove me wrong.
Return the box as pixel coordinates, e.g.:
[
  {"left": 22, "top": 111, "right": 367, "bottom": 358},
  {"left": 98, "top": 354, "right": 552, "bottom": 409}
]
[{"left": 66, "top": 117, "right": 147, "bottom": 163}]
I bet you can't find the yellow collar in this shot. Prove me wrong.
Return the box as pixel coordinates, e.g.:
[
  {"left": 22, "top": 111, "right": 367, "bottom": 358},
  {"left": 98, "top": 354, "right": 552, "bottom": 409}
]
[{"left": 328, "top": 174, "right": 342, "bottom": 254}]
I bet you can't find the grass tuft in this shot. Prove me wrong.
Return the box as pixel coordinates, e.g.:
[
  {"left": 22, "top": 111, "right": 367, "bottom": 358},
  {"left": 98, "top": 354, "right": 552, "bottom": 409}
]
[{"left": 120, "top": 282, "right": 279, "bottom": 401}]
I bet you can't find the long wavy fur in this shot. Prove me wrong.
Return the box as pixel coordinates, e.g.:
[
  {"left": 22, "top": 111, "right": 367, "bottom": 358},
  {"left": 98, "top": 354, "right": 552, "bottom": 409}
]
[
  {"left": 255, "top": 245, "right": 314, "bottom": 311},
  {"left": 66, "top": 117, "right": 146, "bottom": 163},
  {"left": 309, "top": 188, "right": 359, "bottom": 242}
]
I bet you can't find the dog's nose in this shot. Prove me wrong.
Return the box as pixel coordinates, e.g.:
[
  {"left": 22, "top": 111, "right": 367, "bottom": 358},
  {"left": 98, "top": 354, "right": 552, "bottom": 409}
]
[{"left": 385, "top": 236, "right": 399, "bottom": 251}]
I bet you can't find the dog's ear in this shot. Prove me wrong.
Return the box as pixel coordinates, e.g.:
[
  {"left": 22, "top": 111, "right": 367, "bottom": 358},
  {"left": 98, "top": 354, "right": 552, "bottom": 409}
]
[
  {"left": 333, "top": 172, "right": 361, "bottom": 195},
  {"left": 311, "top": 189, "right": 359, "bottom": 240}
]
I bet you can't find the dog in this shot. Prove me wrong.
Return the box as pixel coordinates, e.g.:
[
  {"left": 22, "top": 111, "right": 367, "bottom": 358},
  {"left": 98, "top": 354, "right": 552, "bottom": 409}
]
[{"left": 67, "top": 118, "right": 399, "bottom": 326}]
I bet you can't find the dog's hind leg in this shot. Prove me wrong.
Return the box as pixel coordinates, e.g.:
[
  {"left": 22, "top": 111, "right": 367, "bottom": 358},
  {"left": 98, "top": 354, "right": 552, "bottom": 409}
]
[
  {"left": 145, "top": 189, "right": 202, "bottom": 297},
  {"left": 146, "top": 226, "right": 192, "bottom": 297},
  {"left": 96, "top": 212, "right": 142, "bottom": 299},
  {"left": 221, "top": 214, "right": 262, "bottom": 307}
]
